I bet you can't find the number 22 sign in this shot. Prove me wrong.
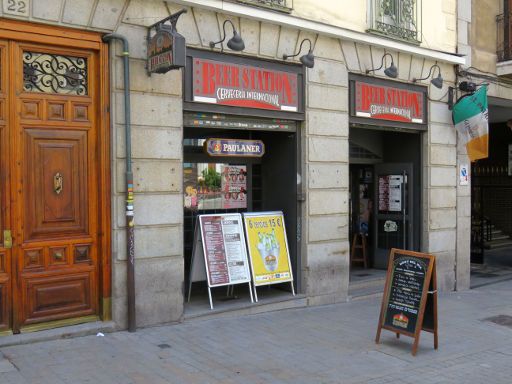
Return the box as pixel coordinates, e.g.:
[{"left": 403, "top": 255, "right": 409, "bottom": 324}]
[{"left": 3, "top": 0, "right": 29, "bottom": 16}]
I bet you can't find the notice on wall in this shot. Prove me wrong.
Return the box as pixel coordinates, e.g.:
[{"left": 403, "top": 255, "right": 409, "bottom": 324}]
[
  {"left": 379, "top": 175, "right": 403, "bottom": 212},
  {"left": 221, "top": 166, "right": 247, "bottom": 209},
  {"left": 243, "top": 212, "right": 293, "bottom": 286},
  {"left": 199, "top": 214, "right": 251, "bottom": 287},
  {"left": 459, "top": 164, "right": 469, "bottom": 186}
]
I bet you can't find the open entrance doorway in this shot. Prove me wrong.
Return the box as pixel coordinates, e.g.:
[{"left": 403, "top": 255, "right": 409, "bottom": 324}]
[
  {"left": 470, "top": 97, "right": 512, "bottom": 288},
  {"left": 182, "top": 114, "right": 301, "bottom": 315},
  {"left": 348, "top": 127, "right": 422, "bottom": 298}
]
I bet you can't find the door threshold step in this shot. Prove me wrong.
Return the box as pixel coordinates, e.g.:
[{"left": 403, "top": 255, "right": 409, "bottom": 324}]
[
  {"left": 0, "top": 321, "right": 116, "bottom": 348},
  {"left": 184, "top": 294, "right": 307, "bottom": 322}
]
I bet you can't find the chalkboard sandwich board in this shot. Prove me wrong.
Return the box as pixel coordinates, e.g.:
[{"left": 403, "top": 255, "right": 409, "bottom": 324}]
[{"left": 375, "top": 248, "right": 438, "bottom": 356}]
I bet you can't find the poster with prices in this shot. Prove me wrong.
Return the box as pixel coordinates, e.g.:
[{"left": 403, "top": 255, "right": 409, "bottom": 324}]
[
  {"left": 243, "top": 212, "right": 294, "bottom": 286},
  {"left": 199, "top": 214, "right": 251, "bottom": 287}
]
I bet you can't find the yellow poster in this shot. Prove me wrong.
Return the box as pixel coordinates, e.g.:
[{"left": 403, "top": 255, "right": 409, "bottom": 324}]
[{"left": 244, "top": 212, "right": 293, "bottom": 286}]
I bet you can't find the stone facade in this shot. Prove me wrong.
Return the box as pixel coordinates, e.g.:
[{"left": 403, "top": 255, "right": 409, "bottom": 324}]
[{"left": 0, "top": 0, "right": 467, "bottom": 329}]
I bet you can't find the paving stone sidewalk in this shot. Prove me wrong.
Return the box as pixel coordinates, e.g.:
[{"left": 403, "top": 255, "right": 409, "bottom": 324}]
[{"left": 1, "top": 279, "right": 512, "bottom": 384}]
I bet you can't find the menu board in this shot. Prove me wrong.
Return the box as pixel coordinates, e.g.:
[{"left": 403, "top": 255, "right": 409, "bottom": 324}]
[
  {"left": 199, "top": 214, "right": 251, "bottom": 287},
  {"left": 378, "top": 175, "right": 403, "bottom": 212},
  {"left": 376, "top": 248, "right": 438, "bottom": 356},
  {"left": 383, "top": 256, "right": 430, "bottom": 334},
  {"left": 243, "top": 212, "right": 293, "bottom": 286}
]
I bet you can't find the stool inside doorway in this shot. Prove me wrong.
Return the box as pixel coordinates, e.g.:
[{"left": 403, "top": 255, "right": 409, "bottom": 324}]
[{"left": 351, "top": 233, "right": 368, "bottom": 268}]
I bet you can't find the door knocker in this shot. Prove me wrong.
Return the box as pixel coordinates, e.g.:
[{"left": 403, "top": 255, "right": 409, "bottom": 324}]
[{"left": 53, "top": 172, "right": 63, "bottom": 195}]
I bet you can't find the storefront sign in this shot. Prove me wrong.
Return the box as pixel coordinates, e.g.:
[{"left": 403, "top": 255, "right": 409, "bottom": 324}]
[
  {"left": 243, "top": 212, "right": 293, "bottom": 286},
  {"left": 205, "top": 138, "right": 265, "bottom": 157},
  {"left": 192, "top": 58, "right": 299, "bottom": 112},
  {"left": 147, "top": 28, "right": 185, "bottom": 73},
  {"left": 376, "top": 249, "right": 438, "bottom": 356},
  {"left": 350, "top": 77, "right": 426, "bottom": 125}
]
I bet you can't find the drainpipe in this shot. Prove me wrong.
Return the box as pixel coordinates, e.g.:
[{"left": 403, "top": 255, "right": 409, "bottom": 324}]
[{"left": 102, "top": 33, "right": 136, "bottom": 332}]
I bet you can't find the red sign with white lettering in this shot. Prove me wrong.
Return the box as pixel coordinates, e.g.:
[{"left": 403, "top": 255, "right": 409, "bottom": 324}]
[
  {"left": 354, "top": 81, "right": 425, "bottom": 124},
  {"left": 192, "top": 58, "right": 299, "bottom": 112}
]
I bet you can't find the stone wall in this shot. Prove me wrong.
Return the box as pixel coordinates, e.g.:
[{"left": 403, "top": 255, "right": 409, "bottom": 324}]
[{"left": 0, "top": 0, "right": 465, "bottom": 328}]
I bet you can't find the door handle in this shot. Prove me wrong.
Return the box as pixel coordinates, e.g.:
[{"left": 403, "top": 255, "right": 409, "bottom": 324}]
[
  {"left": 3, "top": 230, "right": 12, "bottom": 249},
  {"left": 54, "top": 172, "right": 63, "bottom": 194}
]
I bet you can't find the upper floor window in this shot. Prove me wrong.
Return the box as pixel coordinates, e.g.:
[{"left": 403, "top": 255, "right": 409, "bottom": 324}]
[
  {"left": 234, "top": 0, "right": 293, "bottom": 13},
  {"left": 368, "top": 0, "right": 422, "bottom": 44}
]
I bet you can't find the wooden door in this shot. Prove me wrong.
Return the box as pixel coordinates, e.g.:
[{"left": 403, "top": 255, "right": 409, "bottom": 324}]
[
  {"left": 0, "top": 21, "right": 110, "bottom": 333},
  {"left": 0, "top": 40, "right": 13, "bottom": 334}
]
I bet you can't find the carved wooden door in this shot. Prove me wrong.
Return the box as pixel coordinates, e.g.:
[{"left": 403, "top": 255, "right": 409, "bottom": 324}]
[
  {"left": 10, "top": 41, "right": 101, "bottom": 331},
  {"left": 0, "top": 40, "right": 13, "bottom": 334}
]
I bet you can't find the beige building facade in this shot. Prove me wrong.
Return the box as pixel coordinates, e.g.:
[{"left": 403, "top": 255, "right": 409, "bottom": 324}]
[{"left": 0, "top": 0, "right": 469, "bottom": 334}]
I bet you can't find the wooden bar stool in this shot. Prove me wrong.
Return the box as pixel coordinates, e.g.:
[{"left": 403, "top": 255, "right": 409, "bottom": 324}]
[{"left": 351, "top": 233, "right": 368, "bottom": 268}]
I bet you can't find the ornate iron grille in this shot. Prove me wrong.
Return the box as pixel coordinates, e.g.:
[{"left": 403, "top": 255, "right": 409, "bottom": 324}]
[
  {"left": 235, "top": 0, "right": 293, "bottom": 13},
  {"left": 368, "top": 0, "right": 421, "bottom": 44},
  {"left": 496, "top": 13, "right": 512, "bottom": 62},
  {"left": 23, "top": 52, "right": 88, "bottom": 95}
]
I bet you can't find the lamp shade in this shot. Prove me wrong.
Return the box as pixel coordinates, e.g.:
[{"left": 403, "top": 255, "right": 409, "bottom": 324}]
[
  {"left": 300, "top": 50, "right": 315, "bottom": 68},
  {"left": 227, "top": 31, "right": 245, "bottom": 51},
  {"left": 384, "top": 62, "right": 398, "bottom": 78},
  {"left": 431, "top": 73, "right": 443, "bottom": 89}
]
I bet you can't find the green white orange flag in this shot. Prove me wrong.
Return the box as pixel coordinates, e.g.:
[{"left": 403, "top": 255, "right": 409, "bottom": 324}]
[{"left": 452, "top": 85, "right": 489, "bottom": 162}]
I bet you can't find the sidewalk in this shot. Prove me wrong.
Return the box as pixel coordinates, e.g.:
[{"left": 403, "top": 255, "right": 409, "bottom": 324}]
[{"left": 1, "top": 279, "right": 512, "bottom": 384}]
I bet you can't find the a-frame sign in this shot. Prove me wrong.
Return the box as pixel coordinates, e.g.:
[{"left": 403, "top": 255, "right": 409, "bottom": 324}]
[{"left": 376, "top": 248, "right": 438, "bottom": 356}]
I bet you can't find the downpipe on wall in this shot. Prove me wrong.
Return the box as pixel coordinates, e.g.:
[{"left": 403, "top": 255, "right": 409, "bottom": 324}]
[{"left": 102, "top": 33, "right": 136, "bottom": 332}]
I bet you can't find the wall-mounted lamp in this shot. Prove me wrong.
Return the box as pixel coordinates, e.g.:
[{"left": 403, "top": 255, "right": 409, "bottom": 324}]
[
  {"left": 413, "top": 64, "right": 443, "bottom": 89},
  {"left": 283, "top": 38, "right": 315, "bottom": 68},
  {"left": 365, "top": 53, "right": 397, "bottom": 78},
  {"left": 209, "top": 19, "right": 245, "bottom": 52}
]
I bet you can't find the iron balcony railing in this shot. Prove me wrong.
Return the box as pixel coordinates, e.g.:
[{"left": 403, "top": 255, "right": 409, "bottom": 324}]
[
  {"left": 235, "top": 0, "right": 293, "bottom": 13},
  {"left": 496, "top": 12, "right": 512, "bottom": 62},
  {"left": 367, "top": 0, "right": 421, "bottom": 44}
]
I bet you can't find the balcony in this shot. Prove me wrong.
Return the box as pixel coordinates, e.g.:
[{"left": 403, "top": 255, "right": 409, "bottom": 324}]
[
  {"left": 496, "top": 12, "right": 512, "bottom": 76},
  {"left": 367, "top": 0, "right": 421, "bottom": 44},
  {"left": 234, "top": 0, "right": 293, "bottom": 13},
  {"left": 496, "top": 13, "right": 512, "bottom": 62}
]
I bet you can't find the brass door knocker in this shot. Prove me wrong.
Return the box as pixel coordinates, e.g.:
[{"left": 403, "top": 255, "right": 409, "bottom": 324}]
[{"left": 54, "top": 172, "right": 63, "bottom": 194}]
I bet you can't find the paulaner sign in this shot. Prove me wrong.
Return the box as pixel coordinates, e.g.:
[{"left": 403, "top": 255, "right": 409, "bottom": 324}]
[
  {"left": 205, "top": 138, "right": 265, "bottom": 157},
  {"left": 352, "top": 80, "right": 426, "bottom": 124},
  {"left": 192, "top": 58, "right": 299, "bottom": 112}
]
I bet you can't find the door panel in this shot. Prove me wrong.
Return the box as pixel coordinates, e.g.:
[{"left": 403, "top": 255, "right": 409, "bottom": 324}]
[
  {"left": 24, "top": 129, "right": 88, "bottom": 239},
  {"left": 373, "top": 163, "right": 414, "bottom": 269}
]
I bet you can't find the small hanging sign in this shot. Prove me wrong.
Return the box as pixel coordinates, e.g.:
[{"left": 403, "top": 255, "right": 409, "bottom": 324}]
[
  {"left": 146, "top": 9, "right": 187, "bottom": 74},
  {"left": 204, "top": 138, "right": 265, "bottom": 157}
]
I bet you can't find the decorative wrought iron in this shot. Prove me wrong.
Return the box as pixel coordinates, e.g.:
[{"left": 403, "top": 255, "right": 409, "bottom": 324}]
[
  {"left": 368, "top": 0, "right": 421, "bottom": 44},
  {"left": 496, "top": 13, "right": 512, "bottom": 62},
  {"left": 235, "top": 0, "right": 293, "bottom": 13},
  {"left": 23, "top": 51, "right": 88, "bottom": 95}
]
